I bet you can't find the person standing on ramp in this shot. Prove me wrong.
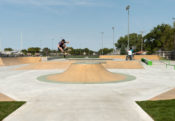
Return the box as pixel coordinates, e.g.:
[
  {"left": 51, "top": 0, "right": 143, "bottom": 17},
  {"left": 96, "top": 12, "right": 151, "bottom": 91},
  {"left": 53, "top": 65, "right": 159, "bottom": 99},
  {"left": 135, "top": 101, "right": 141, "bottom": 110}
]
[{"left": 58, "top": 39, "right": 69, "bottom": 58}]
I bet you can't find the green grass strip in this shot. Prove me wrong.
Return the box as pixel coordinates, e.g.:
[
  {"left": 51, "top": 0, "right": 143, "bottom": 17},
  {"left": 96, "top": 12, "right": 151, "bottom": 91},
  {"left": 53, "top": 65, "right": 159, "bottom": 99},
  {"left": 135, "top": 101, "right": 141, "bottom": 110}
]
[
  {"left": 136, "top": 99, "right": 175, "bottom": 121},
  {"left": 0, "top": 101, "right": 25, "bottom": 121}
]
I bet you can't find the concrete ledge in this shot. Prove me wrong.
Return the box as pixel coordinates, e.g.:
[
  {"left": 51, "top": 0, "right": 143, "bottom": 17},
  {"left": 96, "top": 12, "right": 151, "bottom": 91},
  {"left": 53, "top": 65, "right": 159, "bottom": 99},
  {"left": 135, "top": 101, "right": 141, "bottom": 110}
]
[
  {"left": 41, "top": 57, "right": 48, "bottom": 62},
  {"left": 141, "top": 58, "right": 152, "bottom": 65},
  {"left": 0, "top": 57, "right": 42, "bottom": 66},
  {"left": 100, "top": 55, "right": 160, "bottom": 60}
]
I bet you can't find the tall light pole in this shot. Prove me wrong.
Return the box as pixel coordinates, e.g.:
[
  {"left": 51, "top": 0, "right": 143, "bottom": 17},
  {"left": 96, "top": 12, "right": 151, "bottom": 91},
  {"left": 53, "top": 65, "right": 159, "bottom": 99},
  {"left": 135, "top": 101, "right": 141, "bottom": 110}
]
[
  {"left": 112, "top": 27, "right": 115, "bottom": 54},
  {"left": 20, "top": 32, "right": 23, "bottom": 51},
  {"left": 126, "top": 5, "right": 130, "bottom": 50},
  {"left": 0, "top": 35, "right": 1, "bottom": 52},
  {"left": 140, "top": 31, "right": 144, "bottom": 52},
  {"left": 173, "top": 18, "right": 175, "bottom": 27},
  {"left": 40, "top": 40, "right": 42, "bottom": 50},
  {"left": 52, "top": 38, "right": 54, "bottom": 50},
  {"left": 101, "top": 32, "right": 104, "bottom": 55},
  {"left": 0, "top": 40, "right": 1, "bottom": 52}
]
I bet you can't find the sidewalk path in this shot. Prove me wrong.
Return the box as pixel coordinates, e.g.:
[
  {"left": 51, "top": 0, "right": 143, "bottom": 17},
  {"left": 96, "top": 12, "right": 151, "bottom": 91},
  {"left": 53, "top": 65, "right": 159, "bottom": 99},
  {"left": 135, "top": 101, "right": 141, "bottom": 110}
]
[{"left": 0, "top": 61, "right": 174, "bottom": 121}]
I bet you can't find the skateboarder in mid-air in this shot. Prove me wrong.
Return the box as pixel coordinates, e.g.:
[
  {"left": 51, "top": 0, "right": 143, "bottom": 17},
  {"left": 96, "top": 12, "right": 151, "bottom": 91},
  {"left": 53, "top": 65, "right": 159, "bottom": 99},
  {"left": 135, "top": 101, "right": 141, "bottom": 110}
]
[{"left": 58, "top": 39, "right": 69, "bottom": 58}]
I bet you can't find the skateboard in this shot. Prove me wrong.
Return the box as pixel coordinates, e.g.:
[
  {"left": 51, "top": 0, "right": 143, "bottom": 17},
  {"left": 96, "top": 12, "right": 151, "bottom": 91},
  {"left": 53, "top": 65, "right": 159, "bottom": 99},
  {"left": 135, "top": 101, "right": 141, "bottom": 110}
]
[{"left": 58, "top": 52, "right": 68, "bottom": 58}]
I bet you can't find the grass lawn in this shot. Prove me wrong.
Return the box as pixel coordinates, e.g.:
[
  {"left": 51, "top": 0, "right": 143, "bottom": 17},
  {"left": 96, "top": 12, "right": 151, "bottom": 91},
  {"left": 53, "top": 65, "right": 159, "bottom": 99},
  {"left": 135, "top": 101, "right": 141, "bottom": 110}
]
[
  {"left": 137, "top": 99, "right": 175, "bottom": 121},
  {"left": 0, "top": 101, "right": 25, "bottom": 121}
]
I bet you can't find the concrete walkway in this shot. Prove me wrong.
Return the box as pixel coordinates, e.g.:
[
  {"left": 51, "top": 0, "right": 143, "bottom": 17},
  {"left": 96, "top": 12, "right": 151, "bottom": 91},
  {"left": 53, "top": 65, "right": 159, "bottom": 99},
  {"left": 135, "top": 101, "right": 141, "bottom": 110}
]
[{"left": 0, "top": 61, "right": 175, "bottom": 121}]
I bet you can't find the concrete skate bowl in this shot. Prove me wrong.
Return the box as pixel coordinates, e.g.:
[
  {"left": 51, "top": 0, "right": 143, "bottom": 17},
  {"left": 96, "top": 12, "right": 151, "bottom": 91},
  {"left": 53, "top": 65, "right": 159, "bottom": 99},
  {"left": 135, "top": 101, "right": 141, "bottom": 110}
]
[
  {"left": 103, "top": 60, "right": 143, "bottom": 69},
  {"left": 68, "top": 58, "right": 143, "bottom": 69},
  {"left": 16, "top": 60, "right": 74, "bottom": 70},
  {"left": 37, "top": 62, "right": 136, "bottom": 84},
  {"left": 15, "top": 57, "right": 143, "bottom": 70},
  {"left": 68, "top": 58, "right": 113, "bottom": 64},
  {"left": 100, "top": 55, "right": 160, "bottom": 61},
  {"left": 0, "top": 57, "right": 42, "bottom": 66}
]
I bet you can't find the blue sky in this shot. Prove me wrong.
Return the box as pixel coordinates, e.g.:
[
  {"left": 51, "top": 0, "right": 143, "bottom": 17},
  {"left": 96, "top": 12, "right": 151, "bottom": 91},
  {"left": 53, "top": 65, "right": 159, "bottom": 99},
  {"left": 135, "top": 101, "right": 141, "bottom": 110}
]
[{"left": 0, "top": 0, "right": 174, "bottom": 51}]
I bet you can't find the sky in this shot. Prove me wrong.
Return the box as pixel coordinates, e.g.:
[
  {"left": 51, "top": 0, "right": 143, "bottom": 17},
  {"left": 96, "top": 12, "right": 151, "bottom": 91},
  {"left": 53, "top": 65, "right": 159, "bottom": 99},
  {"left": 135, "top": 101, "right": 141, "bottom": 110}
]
[{"left": 0, "top": 0, "right": 175, "bottom": 51}]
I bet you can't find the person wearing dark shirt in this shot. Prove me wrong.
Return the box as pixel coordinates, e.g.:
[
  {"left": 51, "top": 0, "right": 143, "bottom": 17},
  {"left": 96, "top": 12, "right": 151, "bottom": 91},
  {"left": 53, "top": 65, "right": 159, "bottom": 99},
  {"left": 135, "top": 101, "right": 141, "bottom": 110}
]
[{"left": 58, "top": 39, "right": 69, "bottom": 53}]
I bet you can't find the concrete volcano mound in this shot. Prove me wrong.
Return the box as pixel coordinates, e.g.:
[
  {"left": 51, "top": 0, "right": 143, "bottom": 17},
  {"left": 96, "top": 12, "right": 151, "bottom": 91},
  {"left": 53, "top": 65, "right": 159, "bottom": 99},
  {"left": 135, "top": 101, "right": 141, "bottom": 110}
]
[{"left": 45, "top": 62, "right": 129, "bottom": 83}]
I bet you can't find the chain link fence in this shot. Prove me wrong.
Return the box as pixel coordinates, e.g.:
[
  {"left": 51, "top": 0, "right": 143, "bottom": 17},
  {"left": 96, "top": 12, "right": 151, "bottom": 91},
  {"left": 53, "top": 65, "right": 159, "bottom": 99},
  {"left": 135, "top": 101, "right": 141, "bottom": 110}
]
[{"left": 156, "top": 51, "right": 175, "bottom": 60}]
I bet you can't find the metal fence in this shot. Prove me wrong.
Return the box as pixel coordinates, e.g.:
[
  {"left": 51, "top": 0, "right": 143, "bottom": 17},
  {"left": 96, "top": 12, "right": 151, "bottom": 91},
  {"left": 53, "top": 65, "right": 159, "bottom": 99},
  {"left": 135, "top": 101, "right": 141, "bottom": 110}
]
[{"left": 156, "top": 51, "right": 175, "bottom": 60}]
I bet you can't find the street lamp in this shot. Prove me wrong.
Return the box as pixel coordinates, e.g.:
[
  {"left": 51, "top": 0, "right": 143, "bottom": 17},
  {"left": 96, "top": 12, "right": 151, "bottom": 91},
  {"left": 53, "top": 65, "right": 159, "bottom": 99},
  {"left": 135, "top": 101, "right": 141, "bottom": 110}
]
[
  {"left": 20, "top": 32, "right": 23, "bottom": 51},
  {"left": 52, "top": 38, "right": 54, "bottom": 50},
  {"left": 112, "top": 27, "right": 115, "bottom": 54},
  {"left": 101, "top": 32, "right": 104, "bottom": 55},
  {"left": 0, "top": 34, "right": 2, "bottom": 51},
  {"left": 126, "top": 5, "right": 130, "bottom": 50},
  {"left": 40, "top": 40, "right": 42, "bottom": 50},
  {"left": 140, "top": 31, "right": 144, "bottom": 52},
  {"left": 173, "top": 18, "right": 175, "bottom": 27}
]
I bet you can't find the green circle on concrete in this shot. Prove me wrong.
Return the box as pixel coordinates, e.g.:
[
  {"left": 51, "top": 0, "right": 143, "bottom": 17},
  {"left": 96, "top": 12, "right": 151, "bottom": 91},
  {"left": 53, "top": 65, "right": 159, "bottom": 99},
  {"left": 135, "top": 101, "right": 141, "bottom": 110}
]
[{"left": 37, "top": 72, "right": 136, "bottom": 84}]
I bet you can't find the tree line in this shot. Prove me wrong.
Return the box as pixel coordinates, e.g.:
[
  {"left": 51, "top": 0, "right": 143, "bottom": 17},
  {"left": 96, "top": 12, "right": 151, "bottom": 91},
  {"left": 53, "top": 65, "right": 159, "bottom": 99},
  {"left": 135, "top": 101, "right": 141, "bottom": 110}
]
[
  {"left": 3, "top": 47, "right": 114, "bottom": 56},
  {"left": 5, "top": 23, "right": 173, "bottom": 56},
  {"left": 115, "top": 23, "right": 175, "bottom": 54}
]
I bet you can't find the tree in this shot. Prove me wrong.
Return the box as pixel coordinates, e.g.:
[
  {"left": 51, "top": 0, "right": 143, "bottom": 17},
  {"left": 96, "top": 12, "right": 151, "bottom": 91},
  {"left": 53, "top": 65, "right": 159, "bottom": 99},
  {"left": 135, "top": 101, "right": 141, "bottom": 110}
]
[
  {"left": 120, "top": 44, "right": 127, "bottom": 55},
  {"left": 21, "top": 49, "right": 27, "bottom": 55},
  {"left": 84, "top": 48, "right": 90, "bottom": 55},
  {"left": 115, "top": 24, "right": 175, "bottom": 54},
  {"left": 4, "top": 48, "right": 13, "bottom": 51},
  {"left": 68, "top": 47, "right": 95, "bottom": 55},
  {"left": 98, "top": 48, "right": 113, "bottom": 55},
  {"left": 115, "top": 33, "right": 142, "bottom": 52},
  {"left": 42, "top": 48, "right": 50, "bottom": 56},
  {"left": 28, "top": 47, "right": 41, "bottom": 55},
  {"left": 144, "top": 24, "right": 174, "bottom": 54}
]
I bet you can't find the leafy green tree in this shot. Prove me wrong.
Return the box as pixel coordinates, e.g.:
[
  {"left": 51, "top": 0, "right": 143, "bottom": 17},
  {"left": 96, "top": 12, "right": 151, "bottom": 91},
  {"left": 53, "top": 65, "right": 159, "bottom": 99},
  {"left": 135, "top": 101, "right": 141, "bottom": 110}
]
[
  {"left": 68, "top": 47, "right": 95, "bottom": 55},
  {"left": 28, "top": 47, "right": 41, "bottom": 55},
  {"left": 67, "top": 47, "right": 74, "bottom": 55},
  {"left": 144, "top": 24, "right": 175, "bottom": 54},
  {"left": 42, "top": 48, "right": 50, "bottom": 56},
  {"left": 21, "top": 49, "right": 27, "bottom": 55},
  {"left": 98, "top": 48, "right": 113, "bottom": 55},
  {"left": 115, "top": 24, "right": 175, "bottom": 54},
  {"left": 84, "top": 48, "right": 90, "bottom": 55},
  {"left": 115, "top": 33, "right": 142, "bottom": 52},
  {"left": 4, "top": 48, "right": 13, "bottom": 51},
  {"left": 50, "top": 50, "right": 57, "bottom": 53},
  {"left": 120, "top": 44, "right": 127, "bottom": 55}
]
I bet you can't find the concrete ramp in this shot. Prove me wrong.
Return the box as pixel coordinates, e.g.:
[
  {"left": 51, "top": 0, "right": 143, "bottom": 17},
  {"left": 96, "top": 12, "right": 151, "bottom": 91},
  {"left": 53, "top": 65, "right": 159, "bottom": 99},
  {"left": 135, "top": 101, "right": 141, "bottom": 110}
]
[
  {"left": 0, "top": 93, "right": 14, "bottom": 101},
  {"left": 16, "top": 61, "right": 74, "bottom": 70},
  {"left": 0, "top": 57, "right": 42, "bottom": 66},
  {"left": 100, "top": 55, "right": 160, "bottom": 60},
  {"left": 45, "top": 62, "right": 133, "bottom": 83},
  {"left": 103, "top": 60, "right": 143, "bottom": 69},
  {"left": 0, "top": 58, "right": 4, "bottom": 66}
]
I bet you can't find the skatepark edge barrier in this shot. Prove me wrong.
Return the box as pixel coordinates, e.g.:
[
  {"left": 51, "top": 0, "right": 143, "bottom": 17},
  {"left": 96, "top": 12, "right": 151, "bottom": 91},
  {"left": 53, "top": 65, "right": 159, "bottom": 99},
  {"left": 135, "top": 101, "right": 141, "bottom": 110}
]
[
  {"left": 0, "top": 57, "right": 44, "bottom": 66},
  {"left": 141, "top": 58, "right": 152, "bottom": 65},
  {"left": 99, "top": 55, "right": 160, "bottom": 60},
  {"left": 160, "top": 60, "right": 175, "bottom": 70}
]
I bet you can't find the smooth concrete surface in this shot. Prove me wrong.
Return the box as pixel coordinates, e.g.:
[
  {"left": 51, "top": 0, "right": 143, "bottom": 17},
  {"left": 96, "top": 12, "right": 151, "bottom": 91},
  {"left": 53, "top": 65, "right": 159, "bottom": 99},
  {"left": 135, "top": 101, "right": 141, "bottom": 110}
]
[
  {"left": 100, "top": 55, "right": 160, "bottom": 60},
  {"left": 0, "top": 57, "right": 42, "bottom": 66},
  {"left": 0, "top": 60, "right": 175, "bottom": 121}
]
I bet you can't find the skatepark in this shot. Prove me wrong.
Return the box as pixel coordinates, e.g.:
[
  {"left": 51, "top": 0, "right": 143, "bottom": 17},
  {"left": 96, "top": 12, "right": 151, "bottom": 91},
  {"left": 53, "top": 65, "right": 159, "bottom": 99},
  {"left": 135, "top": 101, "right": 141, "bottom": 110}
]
[
  {"left": 0, "top": 55, "right": 175, "bottom": 121},
  {"left": 1, "top": 0, "right": 175, "bottom": 120}
]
